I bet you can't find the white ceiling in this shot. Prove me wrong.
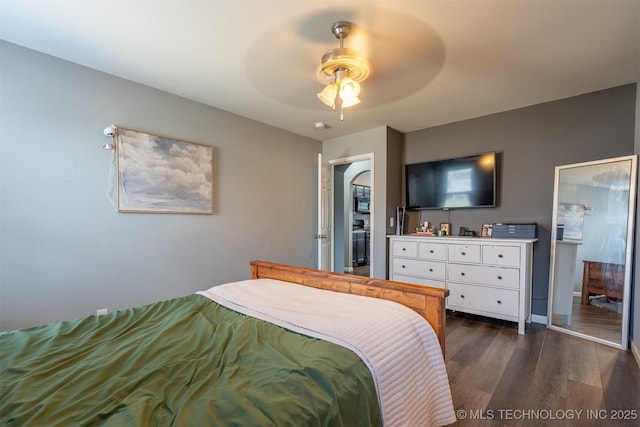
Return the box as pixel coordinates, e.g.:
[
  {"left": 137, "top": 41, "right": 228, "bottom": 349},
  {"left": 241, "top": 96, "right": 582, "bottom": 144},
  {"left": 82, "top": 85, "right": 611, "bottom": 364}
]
[{"left": 1, "top": 1, "right": 639, "bottom": 141}]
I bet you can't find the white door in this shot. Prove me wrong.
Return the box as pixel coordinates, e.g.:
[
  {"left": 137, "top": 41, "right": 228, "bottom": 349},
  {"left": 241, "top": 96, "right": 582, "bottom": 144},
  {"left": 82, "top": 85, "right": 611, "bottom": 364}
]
[{"left": 317, "top": 153, "right": 332, "bottom": 270}]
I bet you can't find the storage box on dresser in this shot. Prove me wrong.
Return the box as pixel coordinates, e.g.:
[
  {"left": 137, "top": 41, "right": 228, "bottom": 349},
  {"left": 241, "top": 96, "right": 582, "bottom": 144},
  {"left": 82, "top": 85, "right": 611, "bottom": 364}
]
[{"left": 388, "top": 235, "right": 537, "bottom": 334}]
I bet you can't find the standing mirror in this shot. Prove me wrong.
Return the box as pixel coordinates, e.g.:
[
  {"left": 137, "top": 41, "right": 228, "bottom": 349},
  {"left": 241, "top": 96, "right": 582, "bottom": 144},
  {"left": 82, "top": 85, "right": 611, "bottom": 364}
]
[{"left": 548, "top": 155, "right": 637, "bottom": 349}]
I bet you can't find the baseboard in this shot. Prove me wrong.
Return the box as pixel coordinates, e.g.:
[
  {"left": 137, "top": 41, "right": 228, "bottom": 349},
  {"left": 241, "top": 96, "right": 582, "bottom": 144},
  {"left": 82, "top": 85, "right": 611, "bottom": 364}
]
[
  {"left": 530, "top": 314, "right": 547, "bottom": 325},
  {"left": 631, "top": 340, "right": 640, "bottom": 368}
]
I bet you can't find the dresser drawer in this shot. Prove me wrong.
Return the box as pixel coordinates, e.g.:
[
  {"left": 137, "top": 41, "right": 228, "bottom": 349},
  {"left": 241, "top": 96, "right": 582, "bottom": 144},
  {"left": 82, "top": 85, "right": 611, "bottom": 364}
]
[
  {"left": 418, "top": 242, "right": 447, "bottom": 261},
  {"left": 483, "top": 245, "right": 521, "bottom": 267},
  {"left": 392, "top": 240, "right": 418, "bottom": 258},
  {"left": 447, "top": 263, "right": 520, "bottom": 289},
  {"left": 392, "top": 258, "right": 446, "bottom": 280},
  {"left": 447, "top": 282, "right": 519, "bottom": 318},
  {"left": 448, "top": 244, "right": 481, "bottom": 263},
  {"left": 391, "top": 274, "right": 446, "bottom": 289}
]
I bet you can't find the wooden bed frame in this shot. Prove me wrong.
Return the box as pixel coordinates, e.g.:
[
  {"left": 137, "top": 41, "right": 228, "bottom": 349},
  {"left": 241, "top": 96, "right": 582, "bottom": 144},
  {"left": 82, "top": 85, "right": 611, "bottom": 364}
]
[{"left": 250, "top": 261, "right": 449, "bottom": 355}]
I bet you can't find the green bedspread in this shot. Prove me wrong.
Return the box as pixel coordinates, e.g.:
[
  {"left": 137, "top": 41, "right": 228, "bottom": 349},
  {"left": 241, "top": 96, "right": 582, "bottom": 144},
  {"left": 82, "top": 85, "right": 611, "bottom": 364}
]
[{"left": 0, "top": 294, "right": 381, "bottom": 426}]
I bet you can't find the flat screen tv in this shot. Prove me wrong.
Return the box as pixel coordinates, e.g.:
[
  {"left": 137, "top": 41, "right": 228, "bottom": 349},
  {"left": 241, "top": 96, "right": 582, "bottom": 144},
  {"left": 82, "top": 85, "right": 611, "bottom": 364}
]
[{"left": 405, "top": 152, "right": 497, "bottom": 210}]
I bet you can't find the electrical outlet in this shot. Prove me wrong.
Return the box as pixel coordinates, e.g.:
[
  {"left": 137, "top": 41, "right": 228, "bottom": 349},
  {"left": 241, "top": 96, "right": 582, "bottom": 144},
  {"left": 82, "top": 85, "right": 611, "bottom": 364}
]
[
  {"left": 390, "top": 217, "right": 394, "bottom": 227},
  {"left": 96, "top": 308, "right": 108, "bottom": 316}
]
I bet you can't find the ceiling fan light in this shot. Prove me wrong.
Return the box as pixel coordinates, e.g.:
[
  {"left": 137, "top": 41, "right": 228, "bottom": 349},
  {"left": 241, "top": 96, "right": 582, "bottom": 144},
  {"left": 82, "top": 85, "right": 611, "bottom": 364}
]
[
  {"left": 339, "top": 78, "right": 361, "bottom": 107},
  {"left": 317, "top": 83, "right": 338, "bottom": 108},
  {"left": 341, "top": 95, "right": 361, "bottom": 108}
]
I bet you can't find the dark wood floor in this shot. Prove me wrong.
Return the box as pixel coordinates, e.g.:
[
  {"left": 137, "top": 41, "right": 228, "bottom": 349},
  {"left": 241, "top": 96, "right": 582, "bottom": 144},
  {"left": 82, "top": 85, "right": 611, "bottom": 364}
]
[
  {"left": 351, "top": 265, "right": 370, "bottom": 277},
  {"left": 551, "top": 297, "right": 623, "bottom": 344},
  {"left": 445, "top": 312, "right": 640, "bottom": 426}
]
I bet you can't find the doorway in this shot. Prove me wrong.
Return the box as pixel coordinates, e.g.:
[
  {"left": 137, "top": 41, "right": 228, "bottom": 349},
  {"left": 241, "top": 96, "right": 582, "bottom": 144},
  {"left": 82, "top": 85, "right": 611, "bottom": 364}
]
[
  {"left": 350, "top": 170, "right": 371, "bottom": 276},
  {"left": 330, "top": 155, "right": 373, "bottom": 277}
]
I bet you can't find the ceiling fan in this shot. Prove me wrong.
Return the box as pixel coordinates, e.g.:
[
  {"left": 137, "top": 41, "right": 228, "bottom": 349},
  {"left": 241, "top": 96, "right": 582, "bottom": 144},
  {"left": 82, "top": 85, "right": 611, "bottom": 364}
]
[{"left": 316, "top": 21, "right": 370, "bottom": 121}]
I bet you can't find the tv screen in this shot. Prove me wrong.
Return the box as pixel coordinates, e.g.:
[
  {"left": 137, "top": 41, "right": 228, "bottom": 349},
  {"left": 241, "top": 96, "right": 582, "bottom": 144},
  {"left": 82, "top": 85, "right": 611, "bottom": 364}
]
[{"left": 405, "top": 152, "right": 497, "bottom": 210}]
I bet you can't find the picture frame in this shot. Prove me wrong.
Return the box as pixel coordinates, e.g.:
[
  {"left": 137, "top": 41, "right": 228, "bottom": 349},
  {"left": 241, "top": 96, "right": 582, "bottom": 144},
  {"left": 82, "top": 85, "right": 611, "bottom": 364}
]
[
  {"left": 116, "top": 127, "right": 214, "bottom": 214},
  {"left": 439, "top": 223, "right": 451, "bottom": 236},
  {"left": 482, "top": 223, "right": 493, "bottom": 237}
]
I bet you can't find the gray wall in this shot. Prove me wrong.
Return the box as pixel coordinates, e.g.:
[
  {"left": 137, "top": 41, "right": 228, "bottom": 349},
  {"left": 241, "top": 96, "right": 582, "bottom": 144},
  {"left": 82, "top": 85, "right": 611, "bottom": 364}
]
[
  {"left": 0, "top": 42, "right": 321, "bottom": 331},
  {"left": 386, "top": 127, "right": 404, "bottom": 241},
  {"left": 404, "top": 84, "right": 637, "bottom": 317}
]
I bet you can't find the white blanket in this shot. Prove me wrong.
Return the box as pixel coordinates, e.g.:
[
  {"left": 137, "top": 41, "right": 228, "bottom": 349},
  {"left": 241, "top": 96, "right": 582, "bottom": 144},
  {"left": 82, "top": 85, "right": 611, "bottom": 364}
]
[{"left": 197, "top": 278, "right": 455, "bottom": 427}]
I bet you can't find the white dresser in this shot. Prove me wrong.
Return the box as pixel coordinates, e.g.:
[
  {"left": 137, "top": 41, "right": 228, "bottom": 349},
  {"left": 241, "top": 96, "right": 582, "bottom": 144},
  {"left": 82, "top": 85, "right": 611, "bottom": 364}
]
[{"left": 388, "top": 235, "right": 537, "bottom": 334}]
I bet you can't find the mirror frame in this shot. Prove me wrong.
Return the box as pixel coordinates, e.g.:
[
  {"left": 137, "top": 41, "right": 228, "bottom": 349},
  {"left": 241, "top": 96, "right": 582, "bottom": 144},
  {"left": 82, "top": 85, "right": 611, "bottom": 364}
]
[{"left": 547, "top": 155, "right": 637, "bottom": 350}]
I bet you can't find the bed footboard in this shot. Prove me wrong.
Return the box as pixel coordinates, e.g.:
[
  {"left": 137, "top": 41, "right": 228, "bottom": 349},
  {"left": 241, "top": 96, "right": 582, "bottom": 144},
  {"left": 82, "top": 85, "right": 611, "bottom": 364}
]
[{"left": 250, "top": 261, "right": 449, "bottom": 355}]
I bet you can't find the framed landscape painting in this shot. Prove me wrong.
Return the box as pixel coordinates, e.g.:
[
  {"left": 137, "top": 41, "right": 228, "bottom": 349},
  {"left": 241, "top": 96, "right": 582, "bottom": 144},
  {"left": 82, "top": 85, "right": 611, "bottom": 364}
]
[{"left": 116, "top": 128, "right": 213, "bottom": 214}]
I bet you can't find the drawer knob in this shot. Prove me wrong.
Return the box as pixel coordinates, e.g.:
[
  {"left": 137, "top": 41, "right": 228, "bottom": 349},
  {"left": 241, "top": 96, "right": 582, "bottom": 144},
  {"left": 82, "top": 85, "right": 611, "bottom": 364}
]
[
  {"left": 402, "top": 265, "right": 406, "bottom": 269},
  {"left": 497, "top": 275, "right": 503, "bottom": 280},
  {"left": 460, "top": 272, "right": 466, "bottom": 276},
  {"left": 461, "top": 252, "right": 466, "bottom": 256},
  {"left": 497, "top": 300, "right": 502, "bottom": 304},
  {"left": 402, "top": 247, "right": 406, "bottom": 251},
  {"left": 429, "top": 268, "right": 433, "bottom": 272},
  {"left": 430, "top": 250, "right": 434, "bottom": 253},
  {"left": 498, "top": 254, "right": 504, "bottom": 258},
  {"left": 460, "top": 294, "right": 465, "bottom": 299}
]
